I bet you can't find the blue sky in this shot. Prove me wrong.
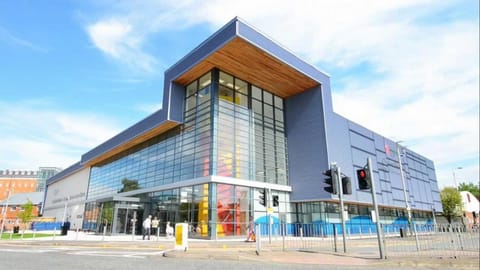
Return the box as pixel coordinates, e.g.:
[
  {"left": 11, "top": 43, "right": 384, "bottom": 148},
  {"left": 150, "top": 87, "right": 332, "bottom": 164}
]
[{"left": 0, "top": 0, "right": 478, "bottom": 189}]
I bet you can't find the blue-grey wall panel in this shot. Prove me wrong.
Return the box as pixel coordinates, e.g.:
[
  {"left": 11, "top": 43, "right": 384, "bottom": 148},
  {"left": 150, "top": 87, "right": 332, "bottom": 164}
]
[
  {"left": 164, "top": 20, "right": 237, "bottom": 81},
  {"left": 285, "top": 85, "right": 330, "bottom": 201},
  {"left": 348, "top": 120, "right": 374, "bottom": 140},
  {"left": 322, "top": 112, "right": 441, "bottom": 211},
  {"left": 350, "top": 131, "right": 376, "bottom": 155},
  {"left": 167, "top": 82, "right": 186, "bottom": 122}
]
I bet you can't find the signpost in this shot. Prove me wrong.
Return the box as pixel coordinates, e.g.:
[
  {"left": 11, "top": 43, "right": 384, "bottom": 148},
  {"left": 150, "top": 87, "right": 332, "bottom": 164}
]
[{"left": 335, "top": 164, "right": 348, "bottom": 253}]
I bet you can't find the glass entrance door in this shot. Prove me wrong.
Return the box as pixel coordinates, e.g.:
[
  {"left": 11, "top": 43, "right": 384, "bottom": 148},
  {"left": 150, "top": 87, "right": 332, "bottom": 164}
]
[{"left": 112, "top": 203, "right": 143, "bottom": 234}]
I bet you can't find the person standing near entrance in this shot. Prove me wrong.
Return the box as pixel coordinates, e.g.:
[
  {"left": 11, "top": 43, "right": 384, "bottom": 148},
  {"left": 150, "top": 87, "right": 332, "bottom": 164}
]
[
  {"left": 152, "top": 217, "right": 159, "bottom": 237},
  {"left": 142, "top": 215, "right": 152, "bottom": 240}
]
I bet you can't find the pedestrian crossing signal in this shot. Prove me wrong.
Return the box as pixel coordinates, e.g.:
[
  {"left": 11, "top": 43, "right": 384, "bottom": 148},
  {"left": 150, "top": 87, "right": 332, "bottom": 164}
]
[{"left": 272, "top": 195, "right": 279, "bottom": 207}]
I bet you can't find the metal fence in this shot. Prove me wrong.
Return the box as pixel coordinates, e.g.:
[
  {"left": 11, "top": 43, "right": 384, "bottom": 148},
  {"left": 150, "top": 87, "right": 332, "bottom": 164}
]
[
  {"left": 255, "top": 223, "right": 480, "bottom": 259},
  {"left": 383, "top": 224, "right": 479, "bottom": 258}
]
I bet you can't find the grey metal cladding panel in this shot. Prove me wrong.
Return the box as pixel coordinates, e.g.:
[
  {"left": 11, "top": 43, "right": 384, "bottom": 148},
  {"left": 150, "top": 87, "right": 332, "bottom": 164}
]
[
  {"left": 350, "top": 131, "right": 375, "bottom": 155},
  {"left": 237, "top": 20, "right": 329, "bottom": 84},
  {"left": 168, "top": 82, "right": 186, "bottom": 122},
  {"left": 373, "top": 133, "right": 386, "bottom": 152},
  {"left": 427, "top": 167, "right": 437, "bottom": 182},
  {"left": 164, "top": 20, "right": 237, "bottom": 80},
  {"left": 46, "top": 161, "right": 82, "bottom": 185},
  {"left": 81, "top": 109, "right": 168, "bottom": 163},
  {"left": 285, "top": 86, "right": 329, "bottom": 201},
  {"left": 326, "top": 113, "right": 352, "bottom": 176},
  {"left": 348, "top": 120, "right": 374, "bottom": 139},
  {"left": 425, "top": 159, "right": 435, "bottom": 169}
]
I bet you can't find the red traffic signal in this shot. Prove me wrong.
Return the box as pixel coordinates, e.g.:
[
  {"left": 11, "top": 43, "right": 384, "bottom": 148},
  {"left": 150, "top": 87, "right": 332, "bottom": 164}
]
[{"left": 357, "top": 169, "right": 371, "bottom": 190}]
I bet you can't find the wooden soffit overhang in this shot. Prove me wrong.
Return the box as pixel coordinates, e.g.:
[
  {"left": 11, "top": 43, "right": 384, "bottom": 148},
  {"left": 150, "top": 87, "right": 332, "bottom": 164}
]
[
  {"left": 83, "top": 120, "right": 180, "bottom": 167},
  {"left": 174, "top": 37, "right": 319, "bottom": 98}
]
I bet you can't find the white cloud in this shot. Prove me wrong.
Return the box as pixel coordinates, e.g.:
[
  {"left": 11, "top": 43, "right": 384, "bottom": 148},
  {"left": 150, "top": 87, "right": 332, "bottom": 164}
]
[
  {"left": 0, "top": 101, "right": 121, "bottom": 170},
  {"left": 0, "top": 26, "right": 47, "bottom": 52},
  {"left": 84, "top": 0, "right": 479, "bottom": 188},
  {"left": 87, "top": 19, "right": 156, "bottom": 72}
]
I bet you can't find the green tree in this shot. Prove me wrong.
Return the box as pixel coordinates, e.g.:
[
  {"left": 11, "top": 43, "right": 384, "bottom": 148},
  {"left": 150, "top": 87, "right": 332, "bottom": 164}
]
[
  {"left": 17, "top": 200, "right": 34, "bottom": 234},
  {"left": 440, "top": 187, "right": 463, "bottom": 223},
  {"left": 119, "top": 178, "right": 139, "bottom": 193},
  {"left": 457, "top": 182, "right": 480, "bottom": 200}
]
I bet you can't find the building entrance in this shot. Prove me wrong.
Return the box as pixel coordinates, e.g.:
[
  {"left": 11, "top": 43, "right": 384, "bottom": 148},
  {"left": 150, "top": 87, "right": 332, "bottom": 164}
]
[{"left": 112, "top": 202, "right": 143, "bottom": 235}]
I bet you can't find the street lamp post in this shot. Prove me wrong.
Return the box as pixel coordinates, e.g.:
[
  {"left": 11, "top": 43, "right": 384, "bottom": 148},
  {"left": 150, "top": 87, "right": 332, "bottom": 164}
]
[
  {"left": 396, "top": 142, "right": 419, "bottom": 250},
  {"left": 452, "top": 167, "right": 463, "bottom": 189},
  {"left": 396, "top": 142, "right": 412, "bottom": 227}
]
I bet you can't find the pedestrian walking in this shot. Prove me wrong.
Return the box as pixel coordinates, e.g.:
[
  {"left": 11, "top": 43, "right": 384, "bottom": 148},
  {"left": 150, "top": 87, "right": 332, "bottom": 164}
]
[
  {"left": 166, "top": 221, "right": 174, "bottom": 238},
  {"left": 142, "top": 215, "right": 152, "bottom": 240},
  {"left": 245, "top": 218, "right": 256, "bottom": 242}
]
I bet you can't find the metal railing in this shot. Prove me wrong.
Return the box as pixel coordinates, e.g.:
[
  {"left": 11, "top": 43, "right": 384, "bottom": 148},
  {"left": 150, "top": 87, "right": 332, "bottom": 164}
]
[
  {"left": 384, "top": 224, "right": 479, "bottom": 258},
  {"left": 254, "top": 223, "right": 479, "bottom": 259}
]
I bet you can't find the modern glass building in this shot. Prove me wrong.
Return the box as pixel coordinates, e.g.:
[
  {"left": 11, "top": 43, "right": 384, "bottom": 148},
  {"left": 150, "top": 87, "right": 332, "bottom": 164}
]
[{"left": 45, "top": 18, "right": 442, "bottom": 238}]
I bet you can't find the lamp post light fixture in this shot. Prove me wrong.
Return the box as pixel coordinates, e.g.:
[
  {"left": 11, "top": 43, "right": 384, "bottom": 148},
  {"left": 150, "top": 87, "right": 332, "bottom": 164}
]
[
  {"left": 396, "top": 142, "right": 411, "bottom": 222},
  {"left": 452, "top": 167, "right": 463, "bottom": 189}
]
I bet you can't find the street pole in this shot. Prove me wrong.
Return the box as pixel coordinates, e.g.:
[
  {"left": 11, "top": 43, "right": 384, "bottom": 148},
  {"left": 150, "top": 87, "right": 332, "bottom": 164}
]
[
  {"left": 0, "top": 189, "right": 12, "bottom": 237},
  {"left": 367, "top": 157, "right": 385, "bottom": 259},
  {"left": 335, "top": 164, "right": 347, "bottom": 253},
  {"left": 396, "top": 143, "right": 412, "bottom": 235},
  {"left": 61, "top": 196, "right": 69, "bottom": 225},
  {"left": 268, "top": 188, "right": 272, "bottom": 244},
  {"left": 452, "top": 167, "right": 462, "bottom": 189},
  {"left": 396, "top": 144, "right": 420, "bottom": 249},
  {"left": 131, "top": 210, "right": 137, "bottom": 241}
]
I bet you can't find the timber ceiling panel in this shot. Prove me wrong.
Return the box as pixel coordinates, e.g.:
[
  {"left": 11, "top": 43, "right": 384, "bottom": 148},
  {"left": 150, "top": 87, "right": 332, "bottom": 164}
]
[{"left": 174, "top": 37, "right": 319, "bottom": 98}]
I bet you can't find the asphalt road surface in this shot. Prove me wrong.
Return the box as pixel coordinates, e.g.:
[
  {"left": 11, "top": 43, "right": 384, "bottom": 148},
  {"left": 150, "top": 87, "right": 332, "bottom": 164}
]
[
  {"left": 0, "top": 243, "right": 477, "bottom": 270},
  {"left": 0, "top": 245, "right": 351, "bottom": 270}
]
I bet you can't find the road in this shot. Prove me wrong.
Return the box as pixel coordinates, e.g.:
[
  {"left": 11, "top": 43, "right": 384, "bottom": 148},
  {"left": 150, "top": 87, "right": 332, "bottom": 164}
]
[
  {"left": 0, "top": 244, "right": 359, "bottom": 270},
  {"left": 0, "top": 241, "right": 478, "bottom": 270}
]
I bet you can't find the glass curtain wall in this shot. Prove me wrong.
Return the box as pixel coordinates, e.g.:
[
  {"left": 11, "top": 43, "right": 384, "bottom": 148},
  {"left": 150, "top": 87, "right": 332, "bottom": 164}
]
[
  {"left": 215, "top": 70, "right": 288, "bottom": 185},
  {"left": 87, "top": 74, "right": 212, "bottom": 200},
  {"left": 84, "top": 68, "right": 289, "bottom": 236},
  {"left": 216, "top": 71, "right": 252, "bottom": 179}
]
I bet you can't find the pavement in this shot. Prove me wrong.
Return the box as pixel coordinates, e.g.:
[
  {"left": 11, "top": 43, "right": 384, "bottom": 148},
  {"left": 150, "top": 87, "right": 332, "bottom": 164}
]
[{"left": 1, "top": 230, "right": 479, "bottom": 269}]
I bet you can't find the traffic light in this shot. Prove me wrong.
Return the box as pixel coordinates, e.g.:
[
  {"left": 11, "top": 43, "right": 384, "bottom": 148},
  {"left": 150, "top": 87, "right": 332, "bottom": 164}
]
[
  {"left": 323, "top": 169, "right": 338, "bottom": 194},
  {"left": 272, "top": 195, "right": 279, "bottom": 207},
  {"left": 356, "top": 168, "right": 371, "bottom": 190},
  {"left": 259, "top": 188, "right": 266, "bottom": 206},
  {"left": 342, "top": 176, "right": 352, "bottom": 194}
]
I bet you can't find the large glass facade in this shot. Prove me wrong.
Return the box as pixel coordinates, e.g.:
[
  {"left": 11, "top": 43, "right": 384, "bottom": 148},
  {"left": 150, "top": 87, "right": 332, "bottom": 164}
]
[
  {"left": 88, "top": 73, "right": 212, "bottom": 200},
  {"left": 215, "top": 71, "right": 287, "bottom": 184},
  {"left": 88, "top": 69, "right": 288, "bottom": 200},
  {"left": 84, "top": 69, "right": 290, "bottom": 237}
]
